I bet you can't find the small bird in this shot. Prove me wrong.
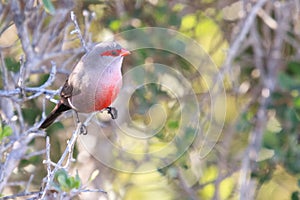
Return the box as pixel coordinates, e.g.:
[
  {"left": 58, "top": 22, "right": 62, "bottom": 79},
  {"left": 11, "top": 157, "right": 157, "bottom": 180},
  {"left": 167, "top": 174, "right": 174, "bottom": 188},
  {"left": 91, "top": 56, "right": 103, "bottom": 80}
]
[{"left": 40, "top": 41, "right": 130, "bottom": 129}]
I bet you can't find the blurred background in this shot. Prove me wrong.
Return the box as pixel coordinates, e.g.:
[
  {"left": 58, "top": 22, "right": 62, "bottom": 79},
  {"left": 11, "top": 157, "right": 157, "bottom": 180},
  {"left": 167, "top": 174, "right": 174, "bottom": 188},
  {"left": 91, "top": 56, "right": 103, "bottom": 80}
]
[{"left": 1, "top": 0, "right": 300, "bottom": 199}]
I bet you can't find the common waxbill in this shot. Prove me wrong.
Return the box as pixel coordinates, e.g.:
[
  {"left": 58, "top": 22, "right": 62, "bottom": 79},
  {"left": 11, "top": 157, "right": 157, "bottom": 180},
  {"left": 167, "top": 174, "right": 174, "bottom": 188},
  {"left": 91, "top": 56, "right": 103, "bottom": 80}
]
[{"left": 40, "top": 41, "right": 130, "bottom": 129}]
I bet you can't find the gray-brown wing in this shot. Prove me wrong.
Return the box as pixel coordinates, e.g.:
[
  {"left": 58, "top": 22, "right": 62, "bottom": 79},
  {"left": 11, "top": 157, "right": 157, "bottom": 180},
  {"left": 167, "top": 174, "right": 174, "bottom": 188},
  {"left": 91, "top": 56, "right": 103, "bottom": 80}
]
[
  {"left": 60, "top": 79, "right": 81, "bottom": 107},
  {"left": 60, "top": 79, "right": 73, "bottom": 99}
]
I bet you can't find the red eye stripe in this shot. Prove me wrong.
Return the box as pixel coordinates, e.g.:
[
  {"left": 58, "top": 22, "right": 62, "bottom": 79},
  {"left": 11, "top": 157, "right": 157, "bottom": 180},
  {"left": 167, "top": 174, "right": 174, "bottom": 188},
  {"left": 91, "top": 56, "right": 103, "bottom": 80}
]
[{"left": 100, "top": 49, "right": 122, "bottom": 57}]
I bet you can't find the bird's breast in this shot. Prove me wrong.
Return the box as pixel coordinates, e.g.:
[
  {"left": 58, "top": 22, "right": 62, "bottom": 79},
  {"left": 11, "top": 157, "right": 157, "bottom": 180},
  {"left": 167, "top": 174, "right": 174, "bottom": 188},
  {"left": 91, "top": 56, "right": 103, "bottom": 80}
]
[{"left": 94, "top": 79, "right": 122, "bottom": 111}]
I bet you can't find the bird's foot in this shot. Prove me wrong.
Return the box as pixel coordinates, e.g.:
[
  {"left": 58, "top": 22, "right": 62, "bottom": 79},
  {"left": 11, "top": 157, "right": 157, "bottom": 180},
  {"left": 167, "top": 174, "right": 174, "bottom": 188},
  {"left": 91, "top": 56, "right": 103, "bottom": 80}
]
[
  {"left": 80, "top": 124, "right": 88, "bottom": 135},
  {"left": 75, "top": 111, "right": 88, "bottom": 135},
  {"left": 106, "top": 107, "right": 118, "bottom": 119}
]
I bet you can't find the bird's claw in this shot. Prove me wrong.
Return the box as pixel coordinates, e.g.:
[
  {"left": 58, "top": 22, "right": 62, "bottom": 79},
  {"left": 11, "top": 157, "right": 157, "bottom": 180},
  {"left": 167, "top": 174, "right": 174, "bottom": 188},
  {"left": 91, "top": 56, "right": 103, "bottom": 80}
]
[
  {"left": 106, "top": 107, "right": 118, "bottom": 119},
  {"left": 80, "top": 124, "right": 87, "bottom": 135}
]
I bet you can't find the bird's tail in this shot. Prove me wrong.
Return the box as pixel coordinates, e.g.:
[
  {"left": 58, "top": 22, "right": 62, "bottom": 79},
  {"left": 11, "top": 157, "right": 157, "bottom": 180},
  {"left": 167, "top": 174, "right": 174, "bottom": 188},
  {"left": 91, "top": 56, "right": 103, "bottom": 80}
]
[{"left": 39, "top": 103, "right": 71, "bottom": 129}]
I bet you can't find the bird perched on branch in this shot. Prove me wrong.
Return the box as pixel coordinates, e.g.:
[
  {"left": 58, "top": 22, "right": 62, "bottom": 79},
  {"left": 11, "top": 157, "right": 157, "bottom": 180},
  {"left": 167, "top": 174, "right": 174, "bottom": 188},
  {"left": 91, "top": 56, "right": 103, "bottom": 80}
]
[{"left": 40, "top": 41, "right": 130, "bottom": 129}]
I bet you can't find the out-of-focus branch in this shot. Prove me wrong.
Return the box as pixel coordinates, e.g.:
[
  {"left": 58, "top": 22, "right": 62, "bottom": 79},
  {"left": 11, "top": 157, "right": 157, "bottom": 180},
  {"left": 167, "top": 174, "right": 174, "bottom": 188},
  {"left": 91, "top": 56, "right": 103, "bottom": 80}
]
[
  {"left": 238, "top": 1, "right": 290, "bottom": 200},
  {"left": 83, "top": 10, "right": 95, "bottom": 45},
  {"left": 223, "top": 0, "right": 268, "bottom": 72},
  {"left": 11, "top": 0, "right": 34, "bottom": 62},
  {"left": 177, "top": 167, "right": 198, "bottom": 200},
  {"left": 239, "top": 96, "right": 269, "bottom": 200},
  {"left": 0, "top": 132, "right": 40, "bottom": 192},
  {"left": 71, "top": 11, "right": 89, "bottom": 52},
  {"left": 2, "top": 191, "right": 41, "bottom": 200}
]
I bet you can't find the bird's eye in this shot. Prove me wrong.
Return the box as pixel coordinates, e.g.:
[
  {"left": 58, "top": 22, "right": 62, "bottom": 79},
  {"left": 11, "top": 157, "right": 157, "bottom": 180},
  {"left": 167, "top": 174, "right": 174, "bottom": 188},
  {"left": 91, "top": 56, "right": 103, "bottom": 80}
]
[{"left": 111, "top": 50, "right": 118, "bottom": 56}]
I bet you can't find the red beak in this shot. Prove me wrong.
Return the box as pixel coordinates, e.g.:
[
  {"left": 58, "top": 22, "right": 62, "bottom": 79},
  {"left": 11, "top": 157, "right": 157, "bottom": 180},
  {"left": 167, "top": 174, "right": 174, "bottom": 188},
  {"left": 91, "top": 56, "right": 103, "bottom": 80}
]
[{"left": 120, "top": 48, "right": 131, "bottom": 57}]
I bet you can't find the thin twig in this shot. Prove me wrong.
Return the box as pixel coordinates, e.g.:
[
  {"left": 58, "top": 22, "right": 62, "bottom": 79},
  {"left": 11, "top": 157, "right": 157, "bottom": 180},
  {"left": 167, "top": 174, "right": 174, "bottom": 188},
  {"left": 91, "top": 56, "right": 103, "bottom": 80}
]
[
  {"left": 0, "top": 62, "right": 58, "bottom": 100},
  {"left": 70, "top": 11, "right": 89, "bottom": 52},
  {"left": 22, "top": 61, "right": 57, "bottom": 101},
  {"left": 0, "top": 51, "right": 9, "bottom": 89},
  {"left": 14, "top": 103, "right": 24, "bottom": 136},
  {"left": 11, "top": 0, "right": 34, "bottom": 61},
  {"left": 83, "top": 10, "right": 95, "bottom": 44},
  {"left": 17, "top": 55, "right": 26, "bottom": 93},
  {"left": 25, "top": 174, "right": 34, "bottom": 193},
  {"left": 71, "top": 188, "right": 107, "bottom": 197},
  {"left": 40, "top": 136, "right": 52, "bottom": 199},
  {"left": 2, "top": 191, "right": 41, "bottom": 200},
  {"left": 23, "top": 149, "right": 47, "bottom": 160},
  {"left": 223, "top": 0, "right": 268, "bottom": 71},
  {"left": 41, "top": 122, "right": 82, "bottom": 197},
  {"left": 238, "top": 2, "right": 288, "bottom": 200}
]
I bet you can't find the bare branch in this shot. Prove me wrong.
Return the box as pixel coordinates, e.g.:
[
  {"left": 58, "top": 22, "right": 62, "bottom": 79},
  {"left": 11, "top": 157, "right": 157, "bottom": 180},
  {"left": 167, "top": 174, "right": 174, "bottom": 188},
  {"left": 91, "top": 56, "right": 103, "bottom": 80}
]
[
  {"left": 0, "top": 133, "right": 35, "bottom": 191},
  {"left": 40, "top": 121, "right": 84, "bottom": 198},
  {"left": 40, "top": 136, "right": 52, "bottom": 199},
  {"left": 238, "top": 2, "right": 290, "bottom": 199},
  {"left": 223, "top": 0, "right": 268, "bottom": 71},
  {"left": 11, "top": 0, "right": 34, "bottom": 61},
  {"left": 70, "top": 11, "right": 89, "bottom": 52},
  {"left": 2, "top": 191, "right": 41, "bottom": 200},
  {"left": 22, "top": 61, "right": 57, "bottom": 101},
  {"left": 0, "top": 62, "right": 58, "bottom": 100}
]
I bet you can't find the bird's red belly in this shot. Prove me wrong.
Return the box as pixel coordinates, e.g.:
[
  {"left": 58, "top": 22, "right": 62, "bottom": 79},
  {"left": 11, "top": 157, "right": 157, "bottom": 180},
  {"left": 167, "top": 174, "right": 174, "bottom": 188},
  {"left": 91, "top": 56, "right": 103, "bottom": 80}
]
[{"left": 94, "top": 83, "right": 121, "bottom": 111}]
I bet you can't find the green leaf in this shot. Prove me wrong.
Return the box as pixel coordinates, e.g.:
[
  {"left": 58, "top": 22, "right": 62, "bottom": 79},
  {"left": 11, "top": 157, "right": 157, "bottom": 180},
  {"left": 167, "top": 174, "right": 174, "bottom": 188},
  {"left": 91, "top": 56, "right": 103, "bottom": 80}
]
[
  {"left": 256, "top": 148, "right": 275, "bottom": 162},
  {"left": 54, "top": 169, "right": 81, "bottom": 192},
  {"left": 42, "top": 0, "right": 55, "bottom": 15},
  {"left": 167, "top": 120, "right": 179, "bottom": 129},
  {"left": 181, "top": 14, "right": 197, "bottom": 31},
  {"left": 5, "top": 57, "right": 20, "bottom": 72},
  {"left": 278, "top": 72, "right": 300, "bottom": 90},
  {"left": 287, "top": 61, "right": 300, "bottom": 76},
  {"left": 57, "top": 174, "right": 69, "bottom": 190},
  {"left": 266, "top": 116, "right": 282, "bottom": 133},
  {"left": 57, "top": 175, "right": 68, "bottom": 187},
  {"left": 73, "top": 177, "right": 81, "bottom": 189},
  {"left": 109, "top": 20, "right": 121, "bottom": 31},
  {"left": 294, "top": 97, "right": 300, "bottom": 109},
  {"left": 55, "top": 169, "right": 69, "bottom": 191},
  {"left": 291, "top": 191, "right": 300, "bottom": 200},
  {"left": 0, "top": 124, "right": 12, "bottom": 141},
  {"left": 263, "top": 131, "right": 279, "bottom": 150}
]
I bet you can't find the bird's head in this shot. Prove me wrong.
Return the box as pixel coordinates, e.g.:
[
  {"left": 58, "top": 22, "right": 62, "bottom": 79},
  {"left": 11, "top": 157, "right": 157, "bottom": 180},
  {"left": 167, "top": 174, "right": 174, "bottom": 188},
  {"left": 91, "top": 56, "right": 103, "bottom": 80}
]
[{"left": 83, "top": 41, "right": 130, "bottom": 69}]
